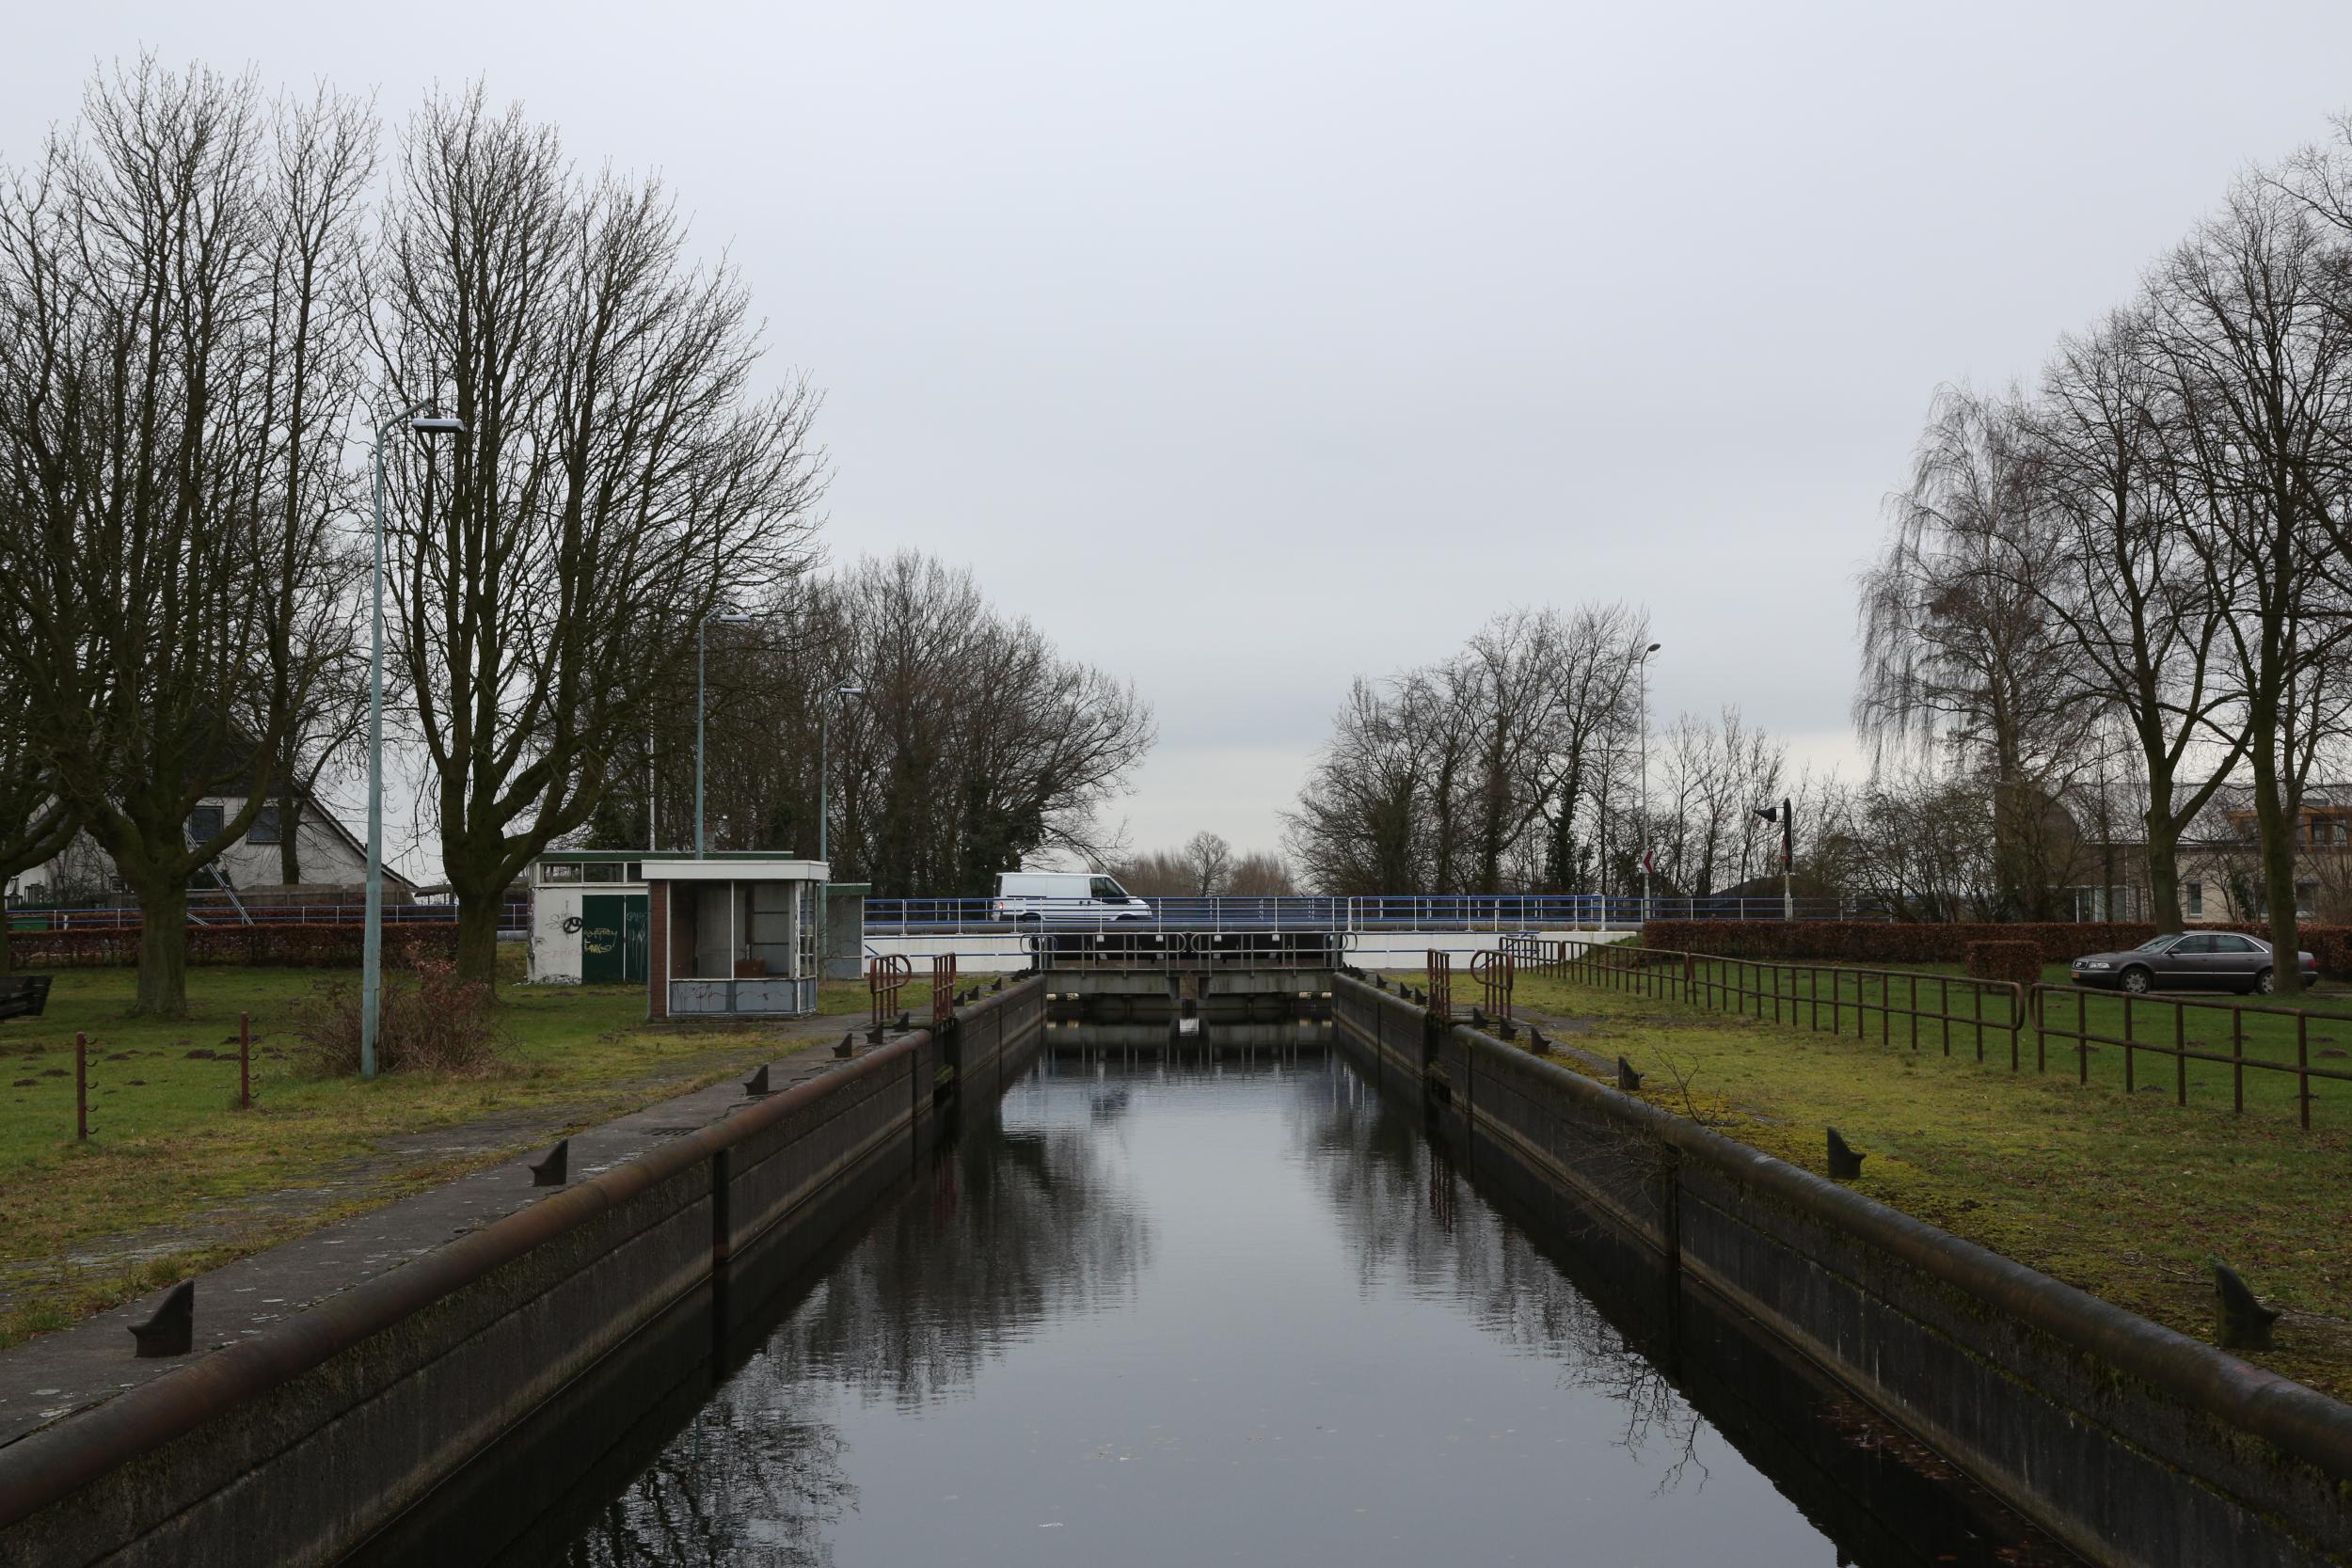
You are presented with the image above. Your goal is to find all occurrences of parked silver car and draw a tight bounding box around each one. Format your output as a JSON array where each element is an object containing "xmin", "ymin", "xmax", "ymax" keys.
[{"xmin": 2069, "ymin": 932, "xmax": 2317, "ymax": 995}]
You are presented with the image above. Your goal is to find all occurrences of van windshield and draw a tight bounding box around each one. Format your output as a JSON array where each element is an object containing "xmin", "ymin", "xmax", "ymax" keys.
[{"xmin": 1090, "ymin": 877, "xmax": 1129, "ymax": 900}]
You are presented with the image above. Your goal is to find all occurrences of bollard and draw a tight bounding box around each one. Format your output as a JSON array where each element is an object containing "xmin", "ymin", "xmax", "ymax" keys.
[
  {"xmin": 239, "ymin": 1012, "xmax": 251, "ymax": 1111},
  {"xmin": 2211, "ymin": 1258, "xmax": 2280, "ymax": 1350},
  {"xmin": 130, "ymin": 1280, "xmax": 195, "ymax": 1358},
  {"xmin": 1826, "ymin": 1127, "xmax": 1867, "ymax": 1180},
  {"xmin": 75, "ymin": 1031, "xmax": 88, "ymax": 1142},
  {"xmin": 529, "ymin": 1139, "xmax": 569, "ymax": 1187}
]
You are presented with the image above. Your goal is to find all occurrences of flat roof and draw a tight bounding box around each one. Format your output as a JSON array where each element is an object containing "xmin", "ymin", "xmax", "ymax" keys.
[
  {"xmin": 533, "ymin": 849, "xmax": 823, "ymax": 863},
  {"xmin": 642, "ymin": 858, "xmax": 830, "ymax": 882}
]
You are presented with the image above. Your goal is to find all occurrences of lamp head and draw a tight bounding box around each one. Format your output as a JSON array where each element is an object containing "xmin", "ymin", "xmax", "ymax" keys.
[
  {"xmin": 1646, "ymin": 641, "xmax": 1661, "ymax": 654},
  {"xmin": 409, "ymin": 415, "xmax": 468, "ymax": 437},
  {"xmin": 835, "ymin": 684, "xmax": 865, "ymax": 697}
]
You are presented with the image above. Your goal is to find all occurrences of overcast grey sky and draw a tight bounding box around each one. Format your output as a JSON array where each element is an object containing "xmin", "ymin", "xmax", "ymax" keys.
[{"xmin": 11, "ymin": 0, "xmax": 2352, "ymax": 871}]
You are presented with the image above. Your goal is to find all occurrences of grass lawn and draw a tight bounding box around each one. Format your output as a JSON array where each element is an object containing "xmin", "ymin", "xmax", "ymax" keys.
[
  {"xmin": 1390, "ymin": 959, "xmax": 2352, "ymax": 1401},
  {"xmin": 0, "ymin": 955, "xmax": 905, "ymax": 1351}
]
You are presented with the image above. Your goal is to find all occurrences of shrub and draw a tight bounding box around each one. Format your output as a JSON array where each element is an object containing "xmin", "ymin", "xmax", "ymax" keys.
[
  {"xmin": 288, "ymin": 956, "xmax": 508, "ymax": 1076},
  {"xmin": 1963, "ymin": 941, "xmax": 2042, "ymax": 989}
]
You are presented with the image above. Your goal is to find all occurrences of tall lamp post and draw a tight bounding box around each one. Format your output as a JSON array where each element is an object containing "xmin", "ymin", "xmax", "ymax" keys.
[
  {"xmin": 818, "ymin": 683, "xmax": 864, "ymax": 866},
  {"xmin": 814, "ymin": 683, "xmax": 863, "ymax": 991},
  {"xmin": 1637, "ymin": 641, "xmax": 1661, "ymax": 925},
  {"xmin": 696, "ymin": 612, "xmax": 755, "ymax": 858},
  {"xmin": 363, "ymin": 404, "xmax": 466, "ymax": 1082}
]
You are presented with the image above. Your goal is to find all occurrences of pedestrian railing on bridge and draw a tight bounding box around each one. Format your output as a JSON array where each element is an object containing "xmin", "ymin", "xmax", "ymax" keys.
[{"xmin": 860, "ymin": 894, "xmax": 1858, "ymax": 939}]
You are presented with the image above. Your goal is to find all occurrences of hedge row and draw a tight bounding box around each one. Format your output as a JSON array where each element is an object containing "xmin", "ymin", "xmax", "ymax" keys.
[
  {"xmin": 1963, "ymin": 941, "xmax": 2042, "ymax": 989},
  {"xmin": 1640, "ymin": 919, "xmax": 2352, "ymax": 974},
  {"xmin": 7, "ymin": 924, "xmax": 462, "ymax": 969}
]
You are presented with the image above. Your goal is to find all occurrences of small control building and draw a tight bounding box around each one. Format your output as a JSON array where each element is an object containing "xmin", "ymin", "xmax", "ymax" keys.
[{"xmin": 528, "ymin": 851, "xmax": 831, "ymax": 1020}]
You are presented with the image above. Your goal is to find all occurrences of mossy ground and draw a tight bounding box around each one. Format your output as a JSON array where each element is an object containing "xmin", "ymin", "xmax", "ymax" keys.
[
  {"xmin": 0, "ymin": 955, "xmax": 915, "ymax": 1350},
  {"xmin": 1390, "ymin": 959, "xmax": 2352, "ymax": 1400}
]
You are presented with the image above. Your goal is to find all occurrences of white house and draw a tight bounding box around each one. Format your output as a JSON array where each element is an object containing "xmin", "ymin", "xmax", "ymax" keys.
[{"xmin": 7, "ymin": 791, "xmax": 415, "ymax": 906}]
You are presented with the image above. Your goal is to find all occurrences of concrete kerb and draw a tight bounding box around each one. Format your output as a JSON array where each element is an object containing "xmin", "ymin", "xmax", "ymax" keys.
[{"xmin": 0, "ymin": 978, "xmax": 1045, "ymax": 1535}]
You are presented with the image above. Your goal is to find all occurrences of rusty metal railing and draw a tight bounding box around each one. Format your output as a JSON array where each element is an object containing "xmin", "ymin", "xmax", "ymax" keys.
[
  {"xmin": 1507, "ymin": 937, "xmax": 2352, "ymax": 1131},
  {"xmin": 868, "ymin": 954, "xmax": 912, "ymax": 1029},
  {"xmin": 1512, "ymin": 940, "xmax": 2026, "ymax": 1068},
  {"xmin": 1426, "ymin": 949, "xmax": 1452, "ymax": 1022},
  {"xmin": 1470, "ymin": 948, "xmax": 1513, "ymax": 1027},
  {"xmin": 2028, "ymin": 987, "xmax": 2352, "ymax": 1130},
  {"xmin": 931, "ymin": 953, "xmax": 957, "ymax": 1029}
]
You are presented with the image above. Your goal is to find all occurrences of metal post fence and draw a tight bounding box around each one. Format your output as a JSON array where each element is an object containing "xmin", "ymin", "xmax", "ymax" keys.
[{"xmin": 1518, "ymin": 942, "xmax": 2347, "ymax": 1132}]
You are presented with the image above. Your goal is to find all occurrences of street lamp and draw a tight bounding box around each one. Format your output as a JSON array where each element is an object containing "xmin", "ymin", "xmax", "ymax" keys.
[
  {"xmin": 818, "ymin": 683, "xmax": 864, "ymax": 866},
  {"xmin": 696, "ymin": 612, "xmax": 755, "ymax": 858},
  {"xmin": 1638, "ymin": 641, "xmax": 1661, "ymax": 925},
  {"xmin": 363, "ymin": 403, "xmax": 467, "ymax": 1082}
]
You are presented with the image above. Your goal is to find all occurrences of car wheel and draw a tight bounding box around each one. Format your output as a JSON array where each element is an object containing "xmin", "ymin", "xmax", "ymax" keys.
[
  {"xmin": 2120, "ymin": 966, "xmax": 2153, "ymax": 994},
  {"xmin": 2254, "ymin": 967, "xmax": 2274, "ymax": 995}
]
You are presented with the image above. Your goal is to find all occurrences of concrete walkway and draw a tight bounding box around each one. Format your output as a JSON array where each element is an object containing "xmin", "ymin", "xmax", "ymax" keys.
[{"xmin": 0, "ymin": 1017, "xmax": 879, "ymax": 1449}]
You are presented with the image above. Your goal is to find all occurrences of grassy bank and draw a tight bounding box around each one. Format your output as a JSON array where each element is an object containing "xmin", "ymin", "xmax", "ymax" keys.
[
  {"xmin": 1395, "ymin": 962, "xmax": 2352, "ymax": 1400},
  {"xmin": 0, "ymin": 958, "xmax": 877, "ymax": 1349}
]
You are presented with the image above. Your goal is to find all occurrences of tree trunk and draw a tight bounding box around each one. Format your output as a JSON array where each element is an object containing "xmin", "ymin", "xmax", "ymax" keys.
[
  {"xmin": 134, "ymin": 878, "xmax": 189, "ymax": 1017},
  {"xmin": 2143, "ymin": 806, "xmax": 2185, "ymax": 935},
  {"xmin": 278, "ymin": 787, "xmax": 303, "ymax": 886},
  {"xmin": 454, "ymin": 889, "xmax": 504, "ymax": 988},
  {"xmin": 2250, "ymin": 737, "xmax": 2305, "ymax": 1000}
]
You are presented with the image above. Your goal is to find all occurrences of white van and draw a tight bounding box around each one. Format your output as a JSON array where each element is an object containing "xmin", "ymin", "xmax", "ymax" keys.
[{"xmin": 993, "ymin": 871, "xmax": 1153, "ymax": 925}]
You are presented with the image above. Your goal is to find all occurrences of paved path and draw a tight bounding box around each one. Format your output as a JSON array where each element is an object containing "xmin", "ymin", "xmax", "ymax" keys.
[{"xmin": 0, "ymin": 1017, "xmax": 878, "ymax": 1449}]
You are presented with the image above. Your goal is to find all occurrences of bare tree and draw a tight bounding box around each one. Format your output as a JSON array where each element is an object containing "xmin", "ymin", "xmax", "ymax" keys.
[
  {"xmin": 1285, "ymin": 603, "xmax": 1649, "ymax": 896},
  {"xmin": 1284, "ymin": 676, "xmax": 1434, "ymax": 894},
  {"xmin": 1180, "ymin": 830, "xmax": 1234, "ymax": 895},
  {"xmin": 1225, "ymin": 849, "xmax": 1296, "ymax": 895},
  {"xmin": 1858, "ymin": 384, "xmax": 2099, "ymax": 918},
  {"xmin": 1650, "ymin": 706, "xmax": 1787, "ymax": 897},
  {"xmin": 2151, "ymin": 171, "xmax": 2352, "ymax": 992},
  {"xmin": 2024, "ymin": 309, "xmax": 2248, "ymax": 930},
  {"xmin": 0, "ymin": 62, "xmax": 370, "ymax": 1012},
  {"xmin": 372, "ymin": 87, "xmax": 828, "ymax": 979},
  {"xmin": 579, "ymin": 552, "xmax": 1153, "ymax": 896}
]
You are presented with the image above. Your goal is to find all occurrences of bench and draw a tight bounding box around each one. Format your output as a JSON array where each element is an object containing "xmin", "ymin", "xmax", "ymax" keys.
[{"xmin": 0, "ymin": 974, "xmax": 53, "ymax": 1022}]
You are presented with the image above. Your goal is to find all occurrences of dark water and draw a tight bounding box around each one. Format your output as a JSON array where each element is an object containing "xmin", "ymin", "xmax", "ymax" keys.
[{"xmin": 537, "ymin": 1037, "xmax": 2074, "ymax": 1568}]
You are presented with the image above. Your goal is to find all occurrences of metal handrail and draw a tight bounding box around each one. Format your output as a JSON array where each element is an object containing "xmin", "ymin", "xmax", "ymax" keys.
[{"xmin": 858, "ymin": 893, "xmax": 1867, "ymax": 939}]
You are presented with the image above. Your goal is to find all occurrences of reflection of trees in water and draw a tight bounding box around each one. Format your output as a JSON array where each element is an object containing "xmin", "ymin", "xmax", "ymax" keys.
[
  {"xmin": 1287, "ymin": 1061, "xmax": 1708, "ymax": 1488},
  {"xmin": 773, "ymin": 1116, "xmax": 1151, "ymax": 1409},
  {"xmin": 560, "ymin": 1385, "xmax": 852, "ymax": 1568},
  {"xmin": 562, "ymin": 1100, "xmax": 1148, "ymax": 1563}
]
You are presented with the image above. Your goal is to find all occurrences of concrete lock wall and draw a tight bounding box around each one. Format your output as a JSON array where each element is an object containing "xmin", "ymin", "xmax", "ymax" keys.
[
  {"xmin": 1329, "ymin": 974, "xmax": 2352, "ymax": 1568},
  {"xmin": 0, "ymin": 979, "xmax": 1049, "ymax": 1568}
]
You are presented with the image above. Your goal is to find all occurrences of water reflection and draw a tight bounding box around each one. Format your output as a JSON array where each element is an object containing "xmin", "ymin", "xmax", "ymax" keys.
[
  {"xmin": 1290, "ymin": 1066, "xmax": 1707, "ymax": 1487},
  {"xmin": 560, "ymin": 1097, "xmax": 1148, "ymax": 1566},
  {"xmin": 543, "ymin": 1051, "xmax": 2071, "ymax": 1568}
]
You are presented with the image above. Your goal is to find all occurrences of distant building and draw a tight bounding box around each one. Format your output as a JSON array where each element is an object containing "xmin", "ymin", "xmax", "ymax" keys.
[
  {"xmin": 2067, "ymin": 784, "xmax": 2352, "ymax": 926},
  {"xmin": 8, "ymin": 788, "xmax": 416, "ymax": 906}
]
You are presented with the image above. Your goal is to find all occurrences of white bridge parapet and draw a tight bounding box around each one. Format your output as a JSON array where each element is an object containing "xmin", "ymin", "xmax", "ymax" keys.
[{"xmin": 860, "ymin": 928, "xmax": 1635, "ymax": 975}]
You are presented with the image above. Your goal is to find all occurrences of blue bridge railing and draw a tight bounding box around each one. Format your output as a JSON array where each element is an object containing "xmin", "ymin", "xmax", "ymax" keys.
[{"xmin": 860, "ymin": 895, "xmax": 1859, "ymax": 938}]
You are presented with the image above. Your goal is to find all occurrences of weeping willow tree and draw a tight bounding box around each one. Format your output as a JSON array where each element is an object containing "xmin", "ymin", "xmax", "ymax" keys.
[{"xmin": 1856, "ymin": 384, "xmax": 2099, "ymax": 919}]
